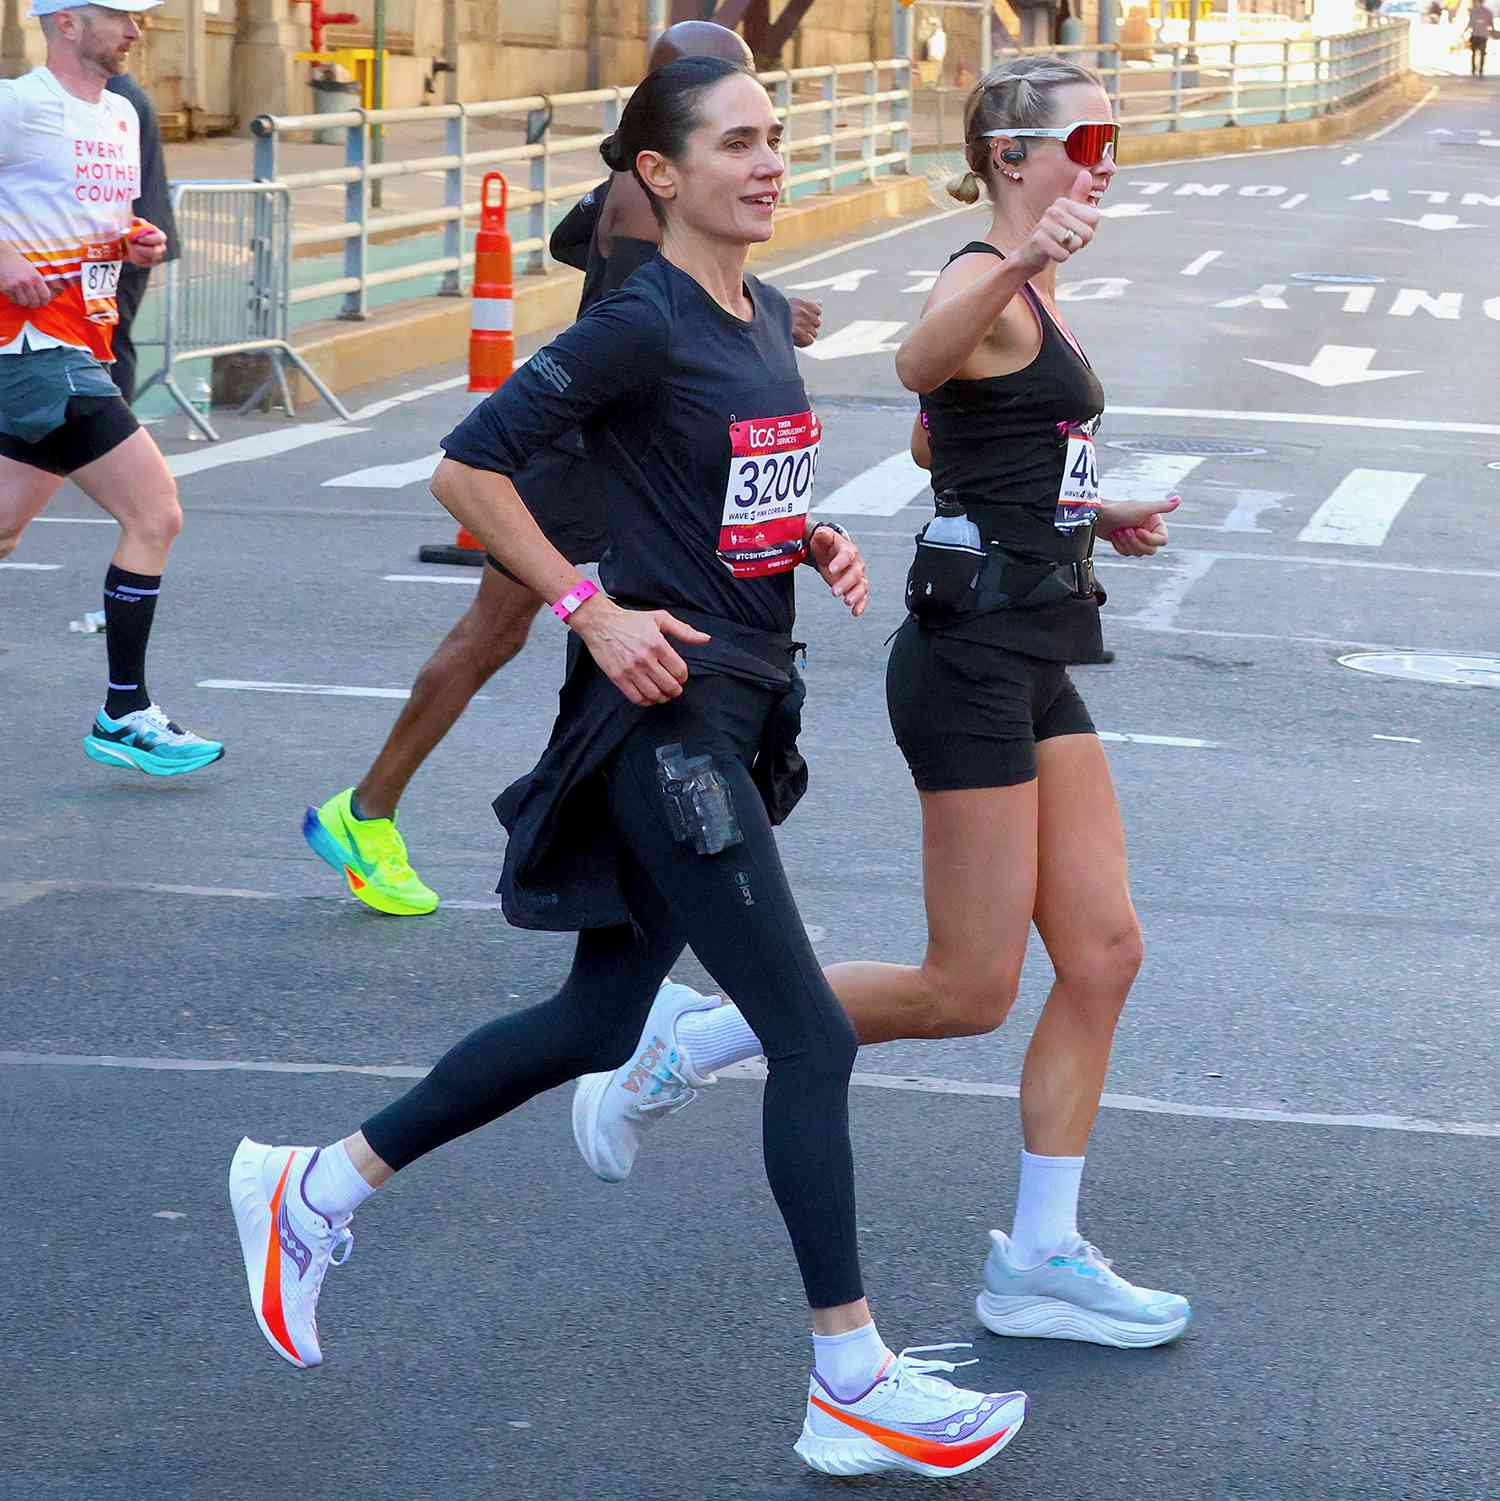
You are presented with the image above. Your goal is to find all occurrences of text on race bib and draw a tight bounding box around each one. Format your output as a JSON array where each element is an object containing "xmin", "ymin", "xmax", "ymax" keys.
[
  {"xmin": 1054, "ymin": 417, "xmax": 1100, "ymax": 529},
  {"xmin": 719, "ymin": 409, "xmax": 821, "ymax": 579},
  {"xmin": 82, "ymin": 241, "xmax": 123, "ymax": 325}
]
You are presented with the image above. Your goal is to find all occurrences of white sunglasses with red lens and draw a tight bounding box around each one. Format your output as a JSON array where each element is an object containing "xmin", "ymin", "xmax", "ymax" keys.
[{"xmin": 981, "ymin": 121, "xmax": 1119, "ymax": 166}]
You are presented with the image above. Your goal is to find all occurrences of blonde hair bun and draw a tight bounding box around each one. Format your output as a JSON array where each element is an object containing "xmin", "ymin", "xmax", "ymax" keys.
[{"xmin": 945, "ymin": 169, "xmax": 983, "ymax": 204}]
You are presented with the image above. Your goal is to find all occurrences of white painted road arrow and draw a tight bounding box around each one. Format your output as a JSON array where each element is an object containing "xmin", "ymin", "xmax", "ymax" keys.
[
  {"xmin": 1245, "ymin": 345, "xmax": 1419, "ymax": 388},
  {"xmin": 1385, "ymin": 213, "xmax": 1480, "ymax": 232},
  {"xmin": 800, "ymin": 319, "xmax": 907, "ymax": 361},
  {"xmin": 1096, "ymin": 201, "xmax": 1172, "ymax": 219}
]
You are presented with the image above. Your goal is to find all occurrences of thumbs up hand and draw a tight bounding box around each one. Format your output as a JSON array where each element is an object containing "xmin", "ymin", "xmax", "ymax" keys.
[{"xmin": 1015, "ymin": 167, "xmax": 1101, "ymax": 278}]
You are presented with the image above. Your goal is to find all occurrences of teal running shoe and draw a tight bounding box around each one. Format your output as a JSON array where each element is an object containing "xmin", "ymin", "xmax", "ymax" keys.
[
  {"xmin": 976, "ymin": 1231, "xmax": 1190, "ymax": 1348},
  {"xmin": 84, "ymin": 704, "xmax": 224, "ymax": 777}
]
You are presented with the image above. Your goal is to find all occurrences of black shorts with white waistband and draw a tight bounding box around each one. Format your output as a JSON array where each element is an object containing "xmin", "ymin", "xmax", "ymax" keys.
[{"xmin": 885, "ymin": 616, "xmax": 1096, "ymax": 792}]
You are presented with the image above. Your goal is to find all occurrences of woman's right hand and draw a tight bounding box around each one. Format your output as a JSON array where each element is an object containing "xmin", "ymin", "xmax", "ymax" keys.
[
  {"xmin": 1013, "ymin": 169, "xmax": 1101, "ymax": 279},
  {"xmin": 570, "ymin": 595, "xmax": 712, "ymax": 706}
]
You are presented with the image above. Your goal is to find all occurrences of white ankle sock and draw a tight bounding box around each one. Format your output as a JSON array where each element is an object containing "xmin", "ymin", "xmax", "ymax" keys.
[
  {"xmin": 676, "ymin": 1002, "xmax": 763, "ymax": 1075},
  {"xmin": 812, "ymin": 1321, "xmax": 892, "ymax": 1402},
  {"xmin": 1009, "ymin": 1149, "xmax": 1085, "ymax": 1266},
  {"xmin": 302, "ymin": 1140, "xmax": 376, "ymax": 1220}
]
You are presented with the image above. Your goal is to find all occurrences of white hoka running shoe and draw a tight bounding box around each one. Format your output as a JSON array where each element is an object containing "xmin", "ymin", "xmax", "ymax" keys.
[
  {"xmin": 976, "ymin": 1230, "xmax": 1191, "ymax": 1349},
  {"xmin": 794, "ymin": 1344, "xmax": 1027, "ymax": 1479},
  {"xmin": 572, "ymin": 981, "xmax": 722, "ymax": 1182},
  {"xmin": 229, "ymin": 1139, "xmax": 354, "ymax": 1368}
]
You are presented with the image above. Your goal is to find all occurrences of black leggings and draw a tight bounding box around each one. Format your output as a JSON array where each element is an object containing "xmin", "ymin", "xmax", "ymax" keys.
[{"xmin": 361, "ymin": 681, "xmax": 863, "ymax": 1309}]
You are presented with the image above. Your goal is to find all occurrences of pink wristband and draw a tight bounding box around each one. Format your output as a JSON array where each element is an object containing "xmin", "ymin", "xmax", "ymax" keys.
[{"xmin": 550, "ymin": 577, "xmax": 599, "ymax": 622}]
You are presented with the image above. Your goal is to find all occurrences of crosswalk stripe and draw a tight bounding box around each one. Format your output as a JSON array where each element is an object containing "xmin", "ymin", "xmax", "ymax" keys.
[
  {"xmin": 1101, "ymin": 452, "xmax": 1207, "ymax": 502},
  {"xmin": 816, "ymin": 449, "xmax": 930, "ymax": 516},
  {"xmin": 1297, "ymin": 469, "xmax": 1424, "ymax": 546},
  {"xmin": 0, "ymin": 562, "xmax": 62, "ymax": 570},
  {"xmin": 324, "ymin": 453, "xmax": 442, "ymax": 489}
]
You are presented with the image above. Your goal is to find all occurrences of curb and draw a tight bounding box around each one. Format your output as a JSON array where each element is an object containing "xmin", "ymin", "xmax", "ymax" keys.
[{"xmin": 274, "ymin": 174, "xmax": 931, "ymax": 407}]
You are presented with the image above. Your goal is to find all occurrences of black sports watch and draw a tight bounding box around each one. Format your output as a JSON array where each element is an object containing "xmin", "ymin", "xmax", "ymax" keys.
[{"xmin": 805, "ymin": 519, "xmax": 852, "ymax": 560}]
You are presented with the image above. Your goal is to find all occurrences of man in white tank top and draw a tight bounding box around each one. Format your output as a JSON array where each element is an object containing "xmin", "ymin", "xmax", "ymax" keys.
[{"xmin": 0, "ymin": 0, "xmax": 223, "ymax": 778}]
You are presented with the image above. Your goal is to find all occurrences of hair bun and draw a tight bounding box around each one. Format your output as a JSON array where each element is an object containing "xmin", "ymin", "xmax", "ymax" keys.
[
  {"xmin": 599, "ymin": 133, "xmax": 627, "ymax": 172},
  {"xmin": 945, "ymin": 168, "xmax": 982, "ymax": 205}
]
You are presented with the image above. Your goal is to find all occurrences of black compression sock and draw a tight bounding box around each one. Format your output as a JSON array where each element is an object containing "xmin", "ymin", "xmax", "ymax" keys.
[{"xmin": 102, "ymin": 565, "xmax": 161, "ymax": 718}]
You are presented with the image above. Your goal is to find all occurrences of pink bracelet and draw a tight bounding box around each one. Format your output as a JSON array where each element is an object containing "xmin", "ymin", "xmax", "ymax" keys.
[{"xmin": 550, "ymin": 578, "xmax": 599, "ymax": 623}]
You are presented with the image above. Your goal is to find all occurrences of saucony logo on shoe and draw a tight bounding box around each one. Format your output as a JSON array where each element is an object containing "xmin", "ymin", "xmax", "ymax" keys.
[{"xmin": 277, "ymin": 1198, "xmax": 313, "ymax": 1280}]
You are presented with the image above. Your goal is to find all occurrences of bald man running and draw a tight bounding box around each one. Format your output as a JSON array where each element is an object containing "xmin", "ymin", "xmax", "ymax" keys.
[{"xmin": 303, "ymin": 21, "xmax": 822, "ymax": 915}]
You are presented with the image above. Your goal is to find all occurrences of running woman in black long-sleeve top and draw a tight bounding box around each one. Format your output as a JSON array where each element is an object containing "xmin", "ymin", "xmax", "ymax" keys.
[{"xmin": 229, "ymin": 57, "xmax": 1027, "ymax": 1481}]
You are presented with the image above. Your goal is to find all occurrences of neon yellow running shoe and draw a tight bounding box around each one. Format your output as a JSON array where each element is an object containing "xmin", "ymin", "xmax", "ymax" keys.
[{"xmin": 302, "ymin": 788, "xmax": 439, "ymax": 916}]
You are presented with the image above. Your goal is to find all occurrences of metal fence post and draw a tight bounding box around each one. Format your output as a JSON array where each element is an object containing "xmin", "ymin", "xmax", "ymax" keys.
[
  {"xmin": 1169, "ymin": 45, "xmax": 1182, "ymax": 130},
  {"xmin": 821, "ymin": 71, "xmax": 837, "ymax": 193},
  {"xmin": 891, "ymin": 59, "xmax": 911, "ymax": 172},
  {"xmin": 252, "ymin": 125, "xmax": 276, "ymax": 183},
  {"xmin": 529, "ymin": 109, "xmax": 548, "ymax": 276},
  {"xmin": 341, "ymin": 114, "xmax": 368, "ymax": 321},
  {"xmin": 1281, "ymin": 38, "xmax": 1291, "ymax": 122},
  {"xmin": 1108, "ymin": 44, "xmax": 1122, "ymax": 118},
  {"xmin": 863, "ymin": 64, "xmax": 878, "ymax": 183},
  {"xmin": 1227, "ymin": 40, "xmax": 1238, "ymax": 127},
  {"xmin": 440, "ymin": 104, "xmax": 465, "ymax": 296}
]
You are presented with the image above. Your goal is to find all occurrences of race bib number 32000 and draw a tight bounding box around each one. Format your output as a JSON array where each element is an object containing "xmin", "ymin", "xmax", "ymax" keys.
[{"xmin": 719, "ymin": 409, "xmax": 821, "ymax": 578}]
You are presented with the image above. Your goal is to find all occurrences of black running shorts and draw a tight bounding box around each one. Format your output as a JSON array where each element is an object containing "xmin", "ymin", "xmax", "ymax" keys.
[
  {"xmin": 0, "ymin": 393, "xmax": 140, "ymax": 476},
  {"xmin": 485, "ymin": 439, "xmax": 609, "ymax": 583},
  {"xmin": 886, "ymin": 617, "xmax": 1096, "ymax": 791}
]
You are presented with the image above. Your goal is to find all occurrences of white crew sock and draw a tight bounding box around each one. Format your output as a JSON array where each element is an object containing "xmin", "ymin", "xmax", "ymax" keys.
[
  {"xmin": 812, "ymin": 1321, "xmax": 893, "ymax": 1402},
  {"xmin": 1009, "ymin": 1149, "xmax": 1085, "ymax": 1267},
  {"xmin": 676, "ymin": 1002, "xmax": 764, "ymax": 1076},
  {"xmin": 302, "ymin": 1140, "xmax": 377, "ymax": 1220}
]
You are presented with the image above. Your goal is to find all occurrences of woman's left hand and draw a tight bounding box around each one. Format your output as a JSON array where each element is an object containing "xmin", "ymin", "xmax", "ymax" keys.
[
  {"xmin": 1098, "ymin": 494, "xmax": 1181, "ymax": 557},
  {"xmin": 807, "ymin": 523, "xmax": 869, "ymax": 617}
]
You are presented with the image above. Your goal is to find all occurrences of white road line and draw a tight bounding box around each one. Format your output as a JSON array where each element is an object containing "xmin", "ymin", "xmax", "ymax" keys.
[
  {"xmin": 165, "ymin": 377, "xmax": 471, "ymax": 480},
  {"xmin": 168, "ymin": 420, "xmax": 371, "ymax": 478},
  {"xmin": 324, "ymin": 453, "xmax": 442, "ymax": 488},
  {"xmin": 1364, "ymin": 85, "xmax": 1438, "ymax": 143},
  {"xmin": 1297, "ymin": 469, "xmax": 1423, "ymax": 546},
  {"xmin": 384, "ymin": 573, "xmax": 480, "ymax": 584},
  {"xmin": 1180, "ymin": 250, "xmax": 1221, "ymax": 276},
  {"xmin": 0, "ymin": 562, "xmax": 61, "ymax": 570},
  {"xmin": 1098, "ymin": 732, "xmax": 1218, "ymax": 749},
  {"xmin": 1279, "ymin": 193, "xmax": 1308, "ymax": 210},
  {"xmin": 1111, "ymin": 406, "xmax": 1500, "ymax": 438},
  {"xmin": 1341, "ymin": 152, "xmax": 1363, "ymax": 165},
  {"xmin": 32, "ymin": 516, "xmax": 115, "ymax": 525},
  {"xmin": 1120, "ymin": 553, "xmax": 1218, "ymax": 631},
  {"xmin": 1102, "ymin": 452, "xmax": 1206, "ymax": 502},
  {"xmin": 198, "ymin": 679, "xmax": 413, "ymax": 699},
  {"xmin": 817, "ymin": 449, "xmax": 929, "ymax": 515},
  {"xmin": 1373, "ymin": 734, "xmax": 1421, "ymax": 744},
  {"xmin": 3, "ymin": 1047, "xmax": 1495, "ymax": 1139}
]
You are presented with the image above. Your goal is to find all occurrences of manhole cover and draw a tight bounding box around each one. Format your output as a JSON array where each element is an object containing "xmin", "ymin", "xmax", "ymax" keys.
[
  {"xmin": 1108, "ymin": 437, "xmax": 1266, "ymax": 457},
  {"xmin": 1291, "ymin": 273, "xmax": 1384, "ymax": 285},
  {"xmin": 1338, "ymin": 652, "xmax": 1500, "ymax": 689}
]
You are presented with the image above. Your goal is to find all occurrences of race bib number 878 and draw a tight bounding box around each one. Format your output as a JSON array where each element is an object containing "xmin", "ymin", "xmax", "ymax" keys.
[
  {"xmin": 82, "ymin": 241, "xmax": 123, "ymax": 325},
  {"xmin": 719, "ymin": 409, "xmax": 821, "ymax": 579}
]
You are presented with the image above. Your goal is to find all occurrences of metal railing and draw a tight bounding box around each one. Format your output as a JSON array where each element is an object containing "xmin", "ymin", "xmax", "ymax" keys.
[
  {"xmin": 909, "ymin": 18, "xmax": 1410, "ymax": 147},
  {"xmin": 138, "ymin": 182, "xmax": 352, "ymax": 440},
  {"xmin": 249, "ymin": 60, "xmax": 913, "ymax": 323}
]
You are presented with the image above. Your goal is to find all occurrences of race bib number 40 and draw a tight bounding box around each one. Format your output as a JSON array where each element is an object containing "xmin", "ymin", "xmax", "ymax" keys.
[
  {"xmin": 719, "ymin": 409, "xmax": 821, "ymax": 578},
  {"xmin": 1054, "ymin": 416, "xmax": 1100, "ymax": 530},
  {"xmin": 82, "ymin": 241, "xmax": 123, "ymax": 325}
]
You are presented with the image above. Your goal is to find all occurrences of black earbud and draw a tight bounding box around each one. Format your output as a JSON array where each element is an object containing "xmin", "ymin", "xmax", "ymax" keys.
[{"xmin": 1000, "ymin": 145, "xmax": 1027, "ymax": 164}]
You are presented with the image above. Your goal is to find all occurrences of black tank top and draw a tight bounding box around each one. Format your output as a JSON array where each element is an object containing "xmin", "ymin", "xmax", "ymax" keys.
[{"xmin": 916, "ymin": 242, "xmax": 1107, "ymax": 663}]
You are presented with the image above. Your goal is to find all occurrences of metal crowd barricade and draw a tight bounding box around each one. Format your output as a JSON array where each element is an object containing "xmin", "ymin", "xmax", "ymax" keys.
[{"xmin": 144, "ymin": 181, "xmax": 353, "ymax": 441}]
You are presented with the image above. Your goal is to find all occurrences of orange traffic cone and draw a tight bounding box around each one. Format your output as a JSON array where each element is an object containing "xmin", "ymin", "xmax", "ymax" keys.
[{"xmin": 420, "ymin": 171, "xmax": 514, "ymax": 565}]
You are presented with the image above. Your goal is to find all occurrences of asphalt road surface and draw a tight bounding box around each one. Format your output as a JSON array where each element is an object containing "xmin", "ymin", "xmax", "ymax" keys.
[{"xmin": 3, "ymin": 74, "xmax": 1496, "ymax": 1501}]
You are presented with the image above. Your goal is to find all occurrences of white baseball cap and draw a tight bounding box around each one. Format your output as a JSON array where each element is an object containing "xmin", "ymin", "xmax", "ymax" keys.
[{"xmin": 29, "ymin": 1, "xmax": 163, "ymax": 16}]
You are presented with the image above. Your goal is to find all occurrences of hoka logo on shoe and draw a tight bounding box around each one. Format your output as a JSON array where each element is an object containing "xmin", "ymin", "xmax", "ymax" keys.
[
  {"xmin": 620, "ymin": 1035, "xmax": 668, "ymax": 1095},
  {"xmin": 277, "ymin": 1200, "xmax": 313, "ymax": 1279}
]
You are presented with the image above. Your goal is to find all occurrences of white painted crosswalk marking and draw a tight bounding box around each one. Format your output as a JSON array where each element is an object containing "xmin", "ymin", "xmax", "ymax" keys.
[
  {"xmin": 0, "ymin": 562, "xmax": 62, "ymax": 570},
  {"xmin": 816, "ymin": 449, "xmax": 929, "ymax": 516},
  {"xmin": 1101, "ymin": 452, "xmax": 1206, "ymax": 501},
  {"xmin": 1297, "ymin": 469, "xmax": 1423, "ymax": 547},
  {"xmin": 800, "ymin": 320, "xmax": 906, "ymax": 361},
  {"xmin": 324, "ymin": 453, "xmax": 442, "ymax": 489}
]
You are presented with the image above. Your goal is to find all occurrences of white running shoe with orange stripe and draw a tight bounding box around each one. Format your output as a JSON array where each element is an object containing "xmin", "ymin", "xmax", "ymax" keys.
[
  {"xmin": 229, "ymin": 1139, "xmax": 353, "ymax": 1369},
  {"xmin": 794, "ymin": 1344, "xmax": 1027, "ymax": 1479}
]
